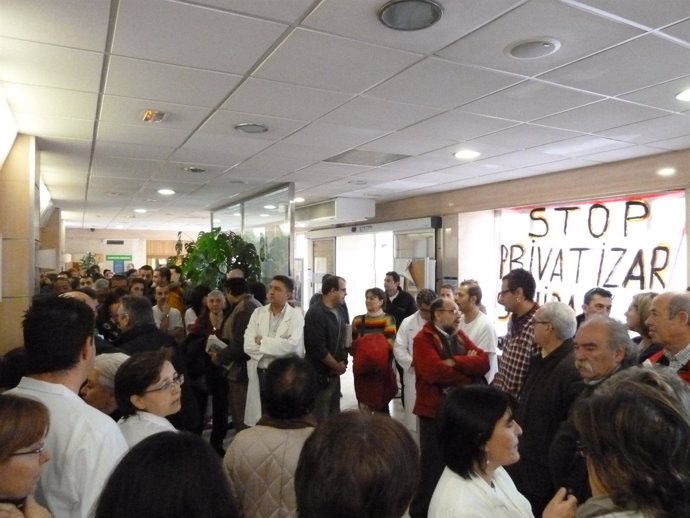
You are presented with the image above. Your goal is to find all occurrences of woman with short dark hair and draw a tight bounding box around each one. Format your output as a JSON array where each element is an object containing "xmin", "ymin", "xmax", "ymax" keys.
[
  {"xmin": 350, "ymin": 287, "xmax": 397, "ymax": 413},
  {"xmin": 0, "ymin": 394, "xmax": 51, "ymax": 517},
  {"xmin": 95, "ymin": 432, "xmax": 238, "ymax": 518},
  {"xmin": 115, "ymin": 349, "xmax": 182, "ymax": 447},
  {"xmin": 430, "ymin": 386, "xmax": 575, "ymax": 518}
]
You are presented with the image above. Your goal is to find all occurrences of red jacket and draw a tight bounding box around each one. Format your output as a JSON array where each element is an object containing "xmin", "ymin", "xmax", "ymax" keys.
[
  {"xmin": 412, "ymin": 322, "xmax": 490, "ymax": 419},
  {"xmin": 649, "ymin": 349, "xmax": 690, "ymax": 384}
]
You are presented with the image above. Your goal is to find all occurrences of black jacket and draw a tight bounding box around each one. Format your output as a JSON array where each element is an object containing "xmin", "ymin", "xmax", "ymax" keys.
[
  {"xmin": 303, "ymin": 301, "xmax": 348, "ymax": 376},
  {"xmin": 384, "ymin": 288, "xmax": 417, "ymax": 328}
]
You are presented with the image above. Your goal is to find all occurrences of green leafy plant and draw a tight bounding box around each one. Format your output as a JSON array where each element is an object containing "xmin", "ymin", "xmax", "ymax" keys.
[
  {"xmin": 181, "ymin": 228, "xmax": 261, "ymax": 288},
  {"xmin": 79, "ymin": 252, "xmax": 98, "ymax": 271}
]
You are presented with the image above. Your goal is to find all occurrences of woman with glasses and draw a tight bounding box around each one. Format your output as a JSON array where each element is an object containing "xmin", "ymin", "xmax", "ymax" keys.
[
  {"xmin": 114, "ymin": 349, "xmax": 183, "ymax": 448},
  {"xmin": 0, "ymin": 394, "xmax": 52, "ymax": 517}
]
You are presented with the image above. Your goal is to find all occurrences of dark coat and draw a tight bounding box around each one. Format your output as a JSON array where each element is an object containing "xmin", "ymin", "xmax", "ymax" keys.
[
  {"xmin": 303, "ymin": 301, "xmax": 348, "ymax": 377},
  {"xmin": 510, "ymin": 339, "xmax": 584, "ymax": 516},
  {"xmin": 384, "ymin": 288, "xmax": 417, "ymax": 328}
]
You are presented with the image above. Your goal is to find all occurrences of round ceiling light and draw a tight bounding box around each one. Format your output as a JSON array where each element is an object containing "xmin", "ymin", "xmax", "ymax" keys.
[
  {"xmin": 134, "ymin": 208, "xmax": 147, "ymax": 214},
  {"xmin": 454, "ymin": 149, "xmax": 481, "ymax": 160},
  {"xmin": 657, "ymin": 167, "xmax": 677, "ymax": 177},
  {"xmin": 507, "ymin": 38, "xmax": 561, "ymax": 59},
  {"xmin": 235, "ymin": 123, "xmax": 268, "ymax": 134},
  {"xmin": 675, "ymin": 88, "xmax": 690, "ymax": 102},
  {"xmin": 157, "ymin": 188, "xmax": 175, "ymax": 196},
  {"xmin": 378, "ymin": 0, "xmax": 443, "ymax": 31}
]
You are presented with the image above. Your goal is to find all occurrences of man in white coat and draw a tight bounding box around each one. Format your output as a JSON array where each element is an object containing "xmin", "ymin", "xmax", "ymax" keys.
[
  {"xmin": 244, "ymin": 275, "xmax": 305, "ymax": 426},
  {"xmin": 393, "ymin": 288, "xmax": 436, "ymax": 441}
]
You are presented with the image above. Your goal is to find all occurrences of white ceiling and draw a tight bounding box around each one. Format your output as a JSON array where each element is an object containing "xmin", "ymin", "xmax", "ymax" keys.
[{"xmin": 2, "ymin": 0, "xmax": 690, "ymax": 231}]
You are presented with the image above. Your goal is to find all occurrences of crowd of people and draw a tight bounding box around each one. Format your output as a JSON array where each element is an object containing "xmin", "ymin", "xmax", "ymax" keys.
[{"xmin": 2, "ymin": 264, "xmax": 690, "ymax": 518}]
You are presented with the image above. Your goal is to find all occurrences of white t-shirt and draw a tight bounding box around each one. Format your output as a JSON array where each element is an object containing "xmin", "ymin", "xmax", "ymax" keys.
[
  {"xmin": 7, "ymin": 377, "xmax": 128, "ymax": 518},
  {"xmin": 118, "ymin": 411, "xmax": 177, "ymax": 448},
  {"xmin": 184, "ymin": 307, "xmax": 198, "ymax": 330},
  {"xmin": 459, "ymin": 311, "xmax": 499, "ymax": 383},
  {"xmin": 153, "ymin": 305, "xmax": 184, "ymax": 334}
]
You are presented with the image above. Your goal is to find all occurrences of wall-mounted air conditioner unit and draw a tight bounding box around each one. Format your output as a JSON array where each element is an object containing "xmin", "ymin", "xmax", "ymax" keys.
[{"xmin": 295, "ymin": 197, "xmax": 375, "ymax": 225}]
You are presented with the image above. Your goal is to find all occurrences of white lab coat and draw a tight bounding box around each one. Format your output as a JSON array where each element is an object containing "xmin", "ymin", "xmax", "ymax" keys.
[
  {"xmin": 244, "ymin": 303, "xmax": 305, "ymax": 426},
  {"xmin": 393, "ymin": 310, "xmax": 426, "ymax": 436}
]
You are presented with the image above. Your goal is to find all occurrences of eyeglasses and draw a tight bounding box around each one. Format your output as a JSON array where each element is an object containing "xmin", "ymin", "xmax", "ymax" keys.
[
  {"xmin": 11, "ymin": 443, "xmax": 45, "ymax": 456},
  {"xmin": 145, "ymin": 373, "xmax": 184, "ymax": 393}
]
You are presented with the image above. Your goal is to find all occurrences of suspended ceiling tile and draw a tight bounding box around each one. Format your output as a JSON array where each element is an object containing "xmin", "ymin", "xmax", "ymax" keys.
[
  {"xmin": 94, "ymin": 141, "xmax": 176, "ymax": 161},
  {"xmin": 579, "ymin": 144, "xmax": 666, "ymax": 163},
  {"xmin": 105, "ymin": 57, "xmax": 242, "ymax": 107},
  {"xmin": 367, "ymin": 57, "xmax": 524, "ymax": 110},
  {"xmin": 530, "ymin": 135, "xmax": 632, "ymax": 158},
  {"xmin": 2, "ymin": 83, "xmax": 98, "ymax": 120},
  {"xmin": 620, "ymin": 75, "xmax": 690, "ymax": 112},
  {"xmin": 0, "ymin": 0, "xmax": 110, "ymax": 51},
  {"xmin": 470, "ymin": 123, "xmax": 585, "ymax": 149},
  {"xmin": 534, "ymin": 99, "xmax": 669, "ymax": 133},
  {"xmin": 318, "ymin": 96, "xmax": 441, "ymax": 132},
  {"xmin": 569, "ymin": 0, "xmax": 690, "ymax": 29},
  {"xmin": 254, "ymin": 28, "xmax": 422, "ymax": 93},
  {"xmin": 97, "ymin": 121, "xmax": 191, "ymax": 148},
  {"xmin": 458, "ymin": 80, "xmax": 603, "ymax": 122},
  {"xmin": 0, "ymin": 37, "xmax": 103, "ymax": 92},
  {"xmin": 539, "ymin": 35, "xmax": 690, "ymax": 97},
  {"xmin": 14, "ymin": 113, "xmax": 94, "ymax": 140},
  {"xmin": 438, "ymin": 0, "xmax": 642, "ymax": 76},
  {"xmin": 183, "ymin": 0, "xmax": 317, "ymax": 24},
  {"xmin": 112, "ymin": 0, "xmax": 288, "ymax": 74},
  {"xmin": 597, "ymin": 114, "xmax": 690, "ymax": 144},
  {"xmin": 222, "ymin": 78, "xmax": 353, "ymax": 121}
]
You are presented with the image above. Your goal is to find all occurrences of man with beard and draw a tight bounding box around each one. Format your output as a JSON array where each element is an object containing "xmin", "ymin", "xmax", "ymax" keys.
[
  {"xmin": 549, "ymin": 315, "xmax": 636, "ymax": 504},
  {"xmin": 409, "ymin": 297, "xmax": 489, "ymax": 518}
]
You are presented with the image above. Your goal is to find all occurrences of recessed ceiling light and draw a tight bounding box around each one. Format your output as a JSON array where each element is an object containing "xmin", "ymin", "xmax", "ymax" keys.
[
  {"xmin": 134, "ymin": 208, "xmax": 147, "ymax": 214},
  {"xmin": 259, "ymin": 213, "xmax": 269, "ymax": 217},
  {"xmin": 378, "ymin": 0, "xmax": 443, "ymax": 31},
  {"xmin": 454, "ymin": 149, "xmax": 481, "ymax": 160},
  {"xmin": 293, "ymin": 197, "xmax": 305, "ymax": 203},
  {"xmin": 115, "ymin": 225, "xmax": 124, "ymax": 229},
  {"xmin": 657, "ymin": 167, "xmax": 677, "ymax": 177},
  {"xmin": 183, "ymin": 166, "xmax": 206, "ymax": 173},
  {"xmin": 141, "ymin": 109, "xmax": 166, "ymax": 123},
  {"xmin": 233, "ymin": 212, "xmax": 241, "ymax": 217},
  {"xmin": 158, "ymin": 188, "xmax": 175, "ymax": 196},
  {"xmin": 507, "ymin": 38, "xmax": 561, "ymax": 59},
  {"xmin": 263, "ymin": 204, "xmax": 277, "ymax": 209},
  {"xmin": 235, "ymin": 123, "xmax": 268, "ymax": 134},
  {"xmin": 675, "ymin": 88, "xmax": 690, "ymax": 101}
]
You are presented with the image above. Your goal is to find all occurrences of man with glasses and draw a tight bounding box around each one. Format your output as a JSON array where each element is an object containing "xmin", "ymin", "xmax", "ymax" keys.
[
  {"xmin": 393, "ymin": 288, "xmax": 436, "ymax": 440},
  {"xmin": 7, "ymin": 296, "xmax": 128, "ymax": 518},
  {"xmin": 303, "ymin": 275, "xmax": 349, "ymax": 423},
  {"xmin": 509, "ymin": 302, "xmax": 584, "ymax": 516},
  {"xmin": 491, "ymin": 268, "xmax": 540, "ymax": 397},
  {"xmin": 409, "ymin": 297, "xmax": 489, "ymax": 518}
]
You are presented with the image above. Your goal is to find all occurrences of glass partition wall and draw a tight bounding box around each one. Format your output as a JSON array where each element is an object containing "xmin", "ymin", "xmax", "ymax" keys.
[{"xmin": 212, "ymin": 184, "xmax": 294, "ymax": 285}]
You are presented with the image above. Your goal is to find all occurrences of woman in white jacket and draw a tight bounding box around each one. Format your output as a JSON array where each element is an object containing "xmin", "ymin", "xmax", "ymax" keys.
[
  {"xmin": 429, "ymin": 386, "xmax": 575, "ymax": 518},
  {"xmin": 243, "ymin": 275, "xmax": 305, "ymax": 426}
]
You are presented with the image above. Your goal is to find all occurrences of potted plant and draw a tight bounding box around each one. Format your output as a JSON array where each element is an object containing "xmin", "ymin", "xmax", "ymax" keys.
[{"xmin": 181, "ymin": 228, "xmax": 261, "ymax": 288}]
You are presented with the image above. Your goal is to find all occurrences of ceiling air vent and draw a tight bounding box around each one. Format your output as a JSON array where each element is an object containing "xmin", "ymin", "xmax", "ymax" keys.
[
  {"xmin": 324, "ymin": 149, "xmax": 409, "ymax": 166},
  {"xmin": 295, "ymin": 198, "xmax": 375, "ymax": 225},
  {"xmin": 105, "ymin": 240, "xmax": 125, "ymax": 245}
]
